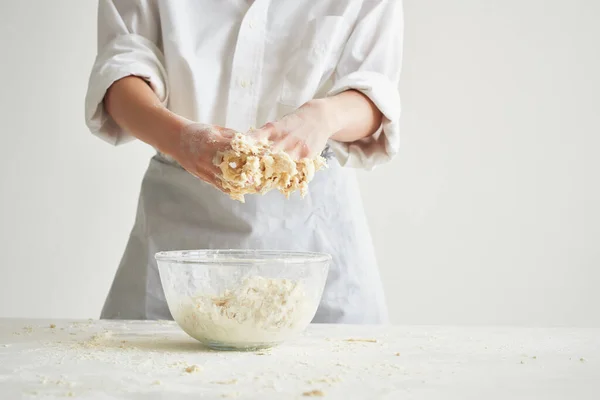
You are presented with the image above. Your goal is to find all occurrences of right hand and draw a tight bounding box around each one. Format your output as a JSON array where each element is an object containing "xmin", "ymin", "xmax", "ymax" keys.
[{"xmin": 170, "ymin": 123, "xmax": 237, "ymax": 189}]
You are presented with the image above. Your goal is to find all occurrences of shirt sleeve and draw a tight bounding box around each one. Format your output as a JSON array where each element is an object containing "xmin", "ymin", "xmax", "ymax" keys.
[
  {"xmin": 326, "ymin": 0, "xmax": 403, "ymax": 169},
  {"xmin": 84, "ymin": 0, "xmax": 168, "ymax": 145}
]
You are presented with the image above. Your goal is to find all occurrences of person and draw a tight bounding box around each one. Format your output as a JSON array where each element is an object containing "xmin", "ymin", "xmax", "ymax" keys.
[{"xmin": 85, "ymin": 0, "xmax": 403, "ymax": 323}]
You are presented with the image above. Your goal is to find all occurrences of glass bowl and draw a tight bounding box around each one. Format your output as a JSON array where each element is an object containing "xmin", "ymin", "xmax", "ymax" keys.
[{"xmin": 155, "ymin": 249, "xmax": 331, "ymax": 351}]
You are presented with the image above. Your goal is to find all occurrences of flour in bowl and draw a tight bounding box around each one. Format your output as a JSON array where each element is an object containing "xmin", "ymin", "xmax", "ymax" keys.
[{"xmin": 172, "ymin": 276, "xmax": 313, "ymax": 348}]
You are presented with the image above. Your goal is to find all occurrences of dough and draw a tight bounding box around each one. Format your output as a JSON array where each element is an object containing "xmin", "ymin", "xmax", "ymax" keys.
[
  {"xmin": 173, "ymin": 276, "xmax": 313, "ymax": 348},
  {"xmin": 215, "ymin": 133, "xmax": 327, "ymax": 202},
  {"xmin": 184, "ymin": 364, "xmax": 202, "ymax": 373}
]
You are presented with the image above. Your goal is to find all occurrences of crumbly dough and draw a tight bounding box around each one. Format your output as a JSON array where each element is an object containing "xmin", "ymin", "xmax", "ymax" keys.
[
  {"xmin": 302, "ymin": 390, "xmax": 325, "ymax": 397},
  {"xmin": 215, "ymin": 133, "xmax": 327, "ymax": 202},
  {"xmin": 184, "ymin": 364, "xmax": 202, "ymax": 373}
]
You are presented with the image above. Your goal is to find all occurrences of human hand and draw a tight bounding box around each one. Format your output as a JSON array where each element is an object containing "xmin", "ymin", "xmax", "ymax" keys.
[
  {"xmin": 171, "ymin": 123, "xmax": 237, "ymax": 189},
  {"xmin": 252, "ymin": 99, "xmax": 341, "ymax": 160}
]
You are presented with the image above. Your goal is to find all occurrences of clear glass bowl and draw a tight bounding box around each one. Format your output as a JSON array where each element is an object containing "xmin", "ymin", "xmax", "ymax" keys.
[{"xmin": 155, "ymin": 249, "xmax": 331, "ymax": 351}]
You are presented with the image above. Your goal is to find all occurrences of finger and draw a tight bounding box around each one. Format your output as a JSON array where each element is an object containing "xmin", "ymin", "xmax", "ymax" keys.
[
  {"xmin": 271, "ymin": 134, "xmax": 296, "ymax": 153},
  {"xmin": 273, "ymin": 136, "xmax": 308, "ymax": 160},
  {"xmin": 217, "ymin": 126, "xmax": 238, "ymax": 139},
  {"xmin": 195, "ymin": 169, "xmax": 227, "ymax": 193},
  {"xmin": 254, "ymin": 122, "xmax": 284, "ymax": 142}
]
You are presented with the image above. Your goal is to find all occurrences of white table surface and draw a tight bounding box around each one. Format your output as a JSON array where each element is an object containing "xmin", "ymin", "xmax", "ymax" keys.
[{"xmin": 0, "ymin": 319, "xmax": 598, "ymax": 399}]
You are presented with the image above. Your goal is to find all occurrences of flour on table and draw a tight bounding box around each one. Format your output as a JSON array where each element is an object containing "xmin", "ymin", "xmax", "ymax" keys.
[
  {"xmin": 79, "ymin": 331, "xmax": 114, "ymax": 348},
  {"xmin": 215, "ymin": 132, "xmax": 326, "ymax": 202},
  {"xmin": 172, "ymin": 276, "xmax": 312, "ymax": 347}
]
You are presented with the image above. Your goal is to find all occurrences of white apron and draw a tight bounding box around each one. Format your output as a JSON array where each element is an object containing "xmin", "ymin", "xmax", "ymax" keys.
[{"xmin": 100, "ymin": 153, "xmax": 389, "ymax": 324}]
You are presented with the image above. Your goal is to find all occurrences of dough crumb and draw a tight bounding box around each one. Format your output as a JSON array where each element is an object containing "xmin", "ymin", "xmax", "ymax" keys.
[
  {"xmin": 580, "ymin": 357, "xmax": 586, "ymax": 363},
  {"xmin": 302, "ymin": 389, "xmax": 325, "ymax": 397},
  {"xmin": 307, "ymin": 376, "xmax": 342, "ymax": 385},
  {"xmin": 184, "ymin": 364, "xmax": 202, "ymax": 373},
  {"xmin": 395, "ymin": 352, "xmax": 401, "ymax": 356},
  {"xmin": 50, "ymin": 324, "xmax": 57, "ymax": 329},
  {"xmin": 221, "ymin": 393, "xmax": 240, "ymax": 398},
  {"xmin": 152, "ymin": 380, "xmax": 162, "ymax": 385},
  {"xmin": 79, "ymin": 331, "xmax": 113, "ymax": 348},
  {"xmin": 532, "ymin": 356, "xmax": 537, "ymax": 359},
  {"xmin": 67, "ymin": 391, "xmax": 74, "ymax": 397},
  {"xmin": 216, "ymin": 132, "xmax": 327, "ymax": 202},
  {"xmin": 344, "ymin": 338, "xmax": 377, "ymax": 343},
  {"xmin": 214, "ymin": 379, "xmax": 238, "ymax": 385}
]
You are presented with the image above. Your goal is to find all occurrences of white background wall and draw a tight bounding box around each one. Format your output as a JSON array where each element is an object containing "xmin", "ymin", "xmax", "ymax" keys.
[{"xmin": 0, "ymin": 1, "xmax": 598, "ymax": 327}]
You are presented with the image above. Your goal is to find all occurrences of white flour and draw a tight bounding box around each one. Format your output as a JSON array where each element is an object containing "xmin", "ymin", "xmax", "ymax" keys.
[{"xmin": 172, "ymin": 276, "xmax": 313, "ymax": 348}]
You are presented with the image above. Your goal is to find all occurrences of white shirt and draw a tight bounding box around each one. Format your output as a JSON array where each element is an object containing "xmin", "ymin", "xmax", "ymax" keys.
[{"xmin": 85, "ymin": 0, "xmax": 403, "ymax": 169}]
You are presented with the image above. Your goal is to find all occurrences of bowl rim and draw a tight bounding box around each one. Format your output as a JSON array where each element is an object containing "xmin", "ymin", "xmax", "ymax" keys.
[{"xmin": 154, "ymin": 249, "xmax": 332, "ymax": 264}]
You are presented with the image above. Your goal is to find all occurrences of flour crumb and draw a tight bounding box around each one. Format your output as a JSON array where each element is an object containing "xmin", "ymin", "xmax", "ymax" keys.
[
  {"xmin": 213, "ymin": 379, "xmax": 238, "ymax": 385},
  {"xmin": 580, "ymin": 357, "xmax": 586, "ymax": 363},
  {"xmin": 532, "ymin": 356, "xmax": 537, "ymax": 359},
  {"xmin": 152, "ymin": 380, "xmax": 162, "ymax": 385},
  {"xmin": 344, "ymin": 338, "xmax": 377, "ymax": 343},
  {"xmin": 80, "ymin": 331, "xmax": 113, "ymax": 348},
  {"xmin": 50, "ymin": 324, "xmax": 57, "ymax": 329},
  {"xmin": 221, "ymin": 393, "xmax": 240, "ymax": 398},
  {"xmin": 307, "ymin": 376, "xmax": 342, "ymax": 385},
  {"xmin": 303, "ymin": 389, "xmax": 325, "ymax": 397},
  {"xmin": 395, "ymin": 352, "xmax": 401, "ymax": 356},
  {"xmin": 185, "ymin": 364, "xmax": 202, "ymax": 373},
  {"xmin": 66, "ymin": 391, "xmax": 74, "ymax": 397}
]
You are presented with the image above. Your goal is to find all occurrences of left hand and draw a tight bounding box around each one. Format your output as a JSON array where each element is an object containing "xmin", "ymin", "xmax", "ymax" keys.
[{"xmin": 251, "ymin": 99, "xmax": 341, "ymax": 160}]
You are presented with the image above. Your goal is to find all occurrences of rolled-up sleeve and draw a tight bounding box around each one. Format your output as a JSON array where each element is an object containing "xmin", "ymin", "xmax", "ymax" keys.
[
  {"xmin": 84, "ymin": 0, "xmax": 168, "ymax": 145},
  {"xmin": 327, "ymin": 0, "xmax": 403, "ymax": 169}
]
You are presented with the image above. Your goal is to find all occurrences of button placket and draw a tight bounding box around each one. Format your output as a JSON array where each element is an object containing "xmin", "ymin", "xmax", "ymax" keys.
[{"xmin": 225, "ymin": 2, "xmax": 268, "ymax": 132}]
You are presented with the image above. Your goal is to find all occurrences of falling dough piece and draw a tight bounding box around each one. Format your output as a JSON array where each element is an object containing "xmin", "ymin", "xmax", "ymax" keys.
[
  {"xmin": 49, "ymin": 324, "xmax": 56, "ymax": 329},
  {"xmin": 215, "ymin": 132, "xmax": 326, "ymax": 202},
  {"xmin": 302, "ymin": 390, "xmax": 325, "ymax": 397}
]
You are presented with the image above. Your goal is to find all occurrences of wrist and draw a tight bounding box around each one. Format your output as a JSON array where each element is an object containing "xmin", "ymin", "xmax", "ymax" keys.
[
  {"xmin": 153, "ymin": 110, "xmax": 191, "ymax": 157},
  {"xmin": 304, "ymin": 97, "xmax": 346, "ymax": 137}
]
